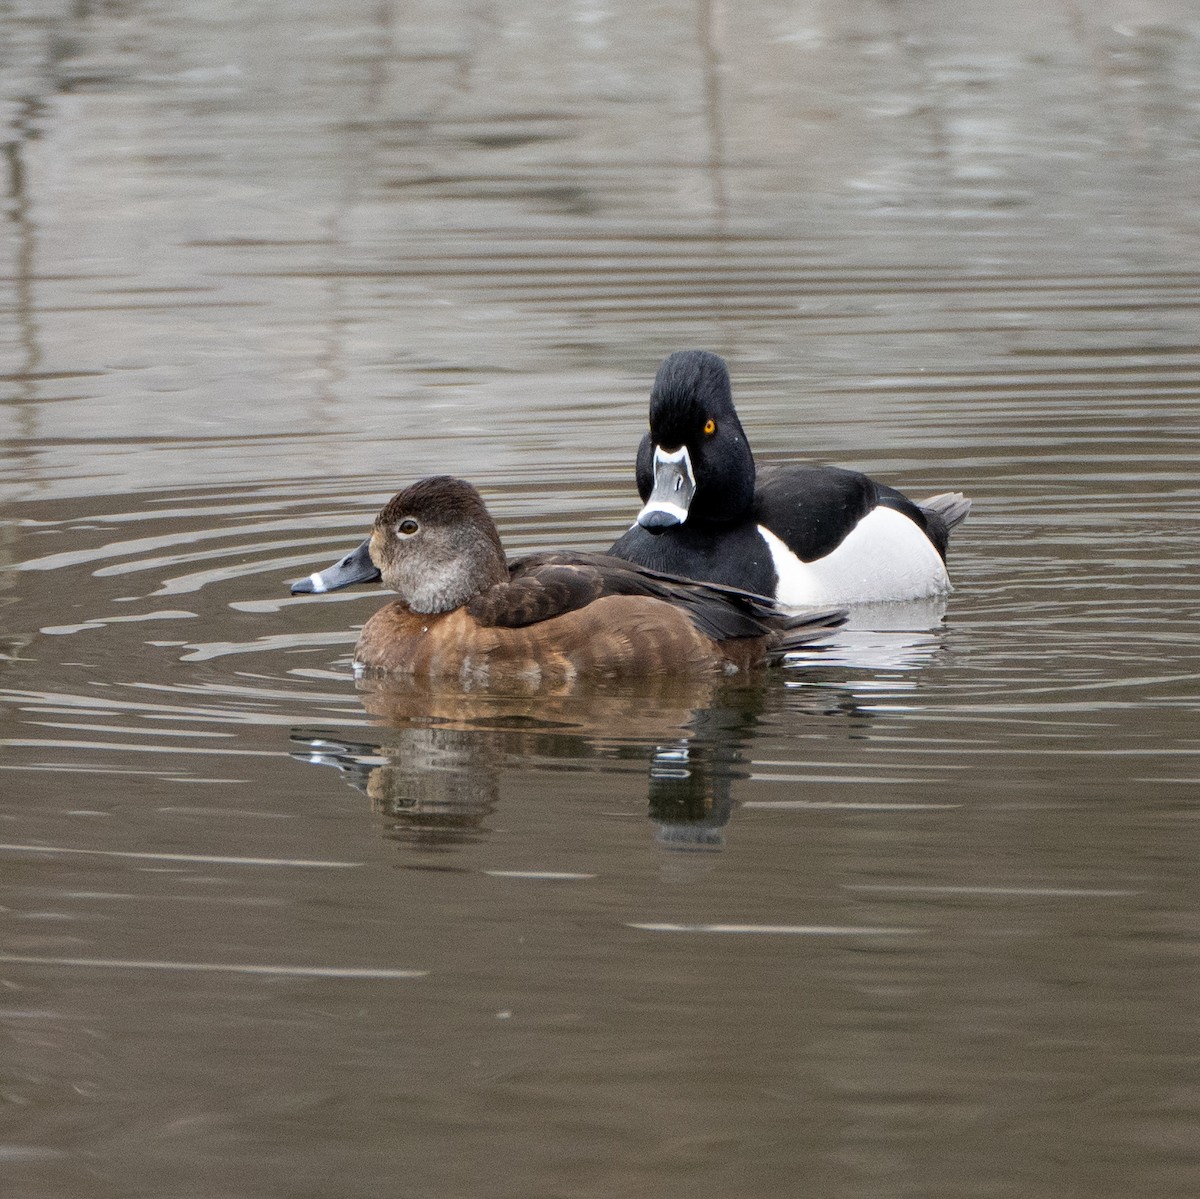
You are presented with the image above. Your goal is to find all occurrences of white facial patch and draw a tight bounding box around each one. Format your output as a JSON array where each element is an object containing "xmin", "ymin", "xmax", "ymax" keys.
[{"xmin": 638, "ymin": 444, "xmax": 696, "ymax": 524}]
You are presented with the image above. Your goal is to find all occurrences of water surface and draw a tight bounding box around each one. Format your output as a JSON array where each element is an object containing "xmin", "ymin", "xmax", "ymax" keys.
[{"xmin": 2, "ymin": 3, "xmax": 1199, "ymax": 1196}]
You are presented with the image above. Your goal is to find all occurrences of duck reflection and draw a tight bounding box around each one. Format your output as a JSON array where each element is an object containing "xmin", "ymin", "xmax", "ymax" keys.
[
  {"xmin": 291, "ymin": 723, "xmax": 501, "ymax": 852},
  {"xmin": 289, "ymin": 610, "xmax": 946, "ymax": 851},
  {"xmin": 289, "ymin": 676, "xmax": 759, "ymax": 850},
  {"xmin": 645, "ymin": 691, "xmax": 762, "ymax": 850}
]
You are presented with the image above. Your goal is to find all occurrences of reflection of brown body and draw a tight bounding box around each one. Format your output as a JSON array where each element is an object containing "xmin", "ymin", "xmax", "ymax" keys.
[
  {"xmin": 349, "ymin": 673, "xmax": 761, "ymax": 848},
  {"xmin": 356, "ymin": 671, "xmax": 728, "ymax": 736},
  {"xmin": 295, "ymin": 666, "xmax": 876, "ymax": 851},
  {"xmin": 356, "ymin": 593, "xmax": 779, "ymax": 684}
]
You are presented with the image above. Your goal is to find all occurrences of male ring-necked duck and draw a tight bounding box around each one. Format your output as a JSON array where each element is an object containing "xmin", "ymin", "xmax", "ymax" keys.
[
  {"xmin": 291, "ymin": 476, "xmax": 843, "ymax": 683},
  {"xmin": 609, "ymin": 350, "xmax": 971, "ymax": 607}
]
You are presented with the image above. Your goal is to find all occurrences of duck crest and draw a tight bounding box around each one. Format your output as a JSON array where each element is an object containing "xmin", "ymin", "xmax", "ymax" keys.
[
  {"xmin": 639, "ymin": 351, "xmax": 754, "ymax": 524},
  {"xmin": 650, "ymin": 350, "xmax": 736, "ymax": 444}
]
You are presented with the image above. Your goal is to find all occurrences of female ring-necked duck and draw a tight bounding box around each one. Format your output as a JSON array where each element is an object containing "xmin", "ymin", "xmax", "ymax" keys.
[
  {"xmin": 609, "ymin": 350, "xmax": 971, "ymax": 607},
  {"xmin": 291, "ymin": 476, "xmax": 843, "ymax": 683}
]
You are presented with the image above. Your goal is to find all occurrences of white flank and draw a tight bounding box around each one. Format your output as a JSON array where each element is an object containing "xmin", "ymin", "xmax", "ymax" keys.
[{"xmin": 760, "ymin": 507, "xmax": 950, "ymax": 608}]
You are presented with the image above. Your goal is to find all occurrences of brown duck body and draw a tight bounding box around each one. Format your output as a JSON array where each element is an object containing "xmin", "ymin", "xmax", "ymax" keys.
[
  {"xmin": 292, "ymin": 476, "xmax": 842, "ymax": 686},
  {"xmin": 355, "ymin": 593, "xmax": 776, "ymax": 684}
]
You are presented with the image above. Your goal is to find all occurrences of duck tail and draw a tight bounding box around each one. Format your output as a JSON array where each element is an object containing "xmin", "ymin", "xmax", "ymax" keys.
[
  {"xmin": 919, "ymin": 491, "xmax": 972, "ymax": 531},
  {"xmin": 765, "ymin": 606, "xmax": 847, "ymax": 664}
]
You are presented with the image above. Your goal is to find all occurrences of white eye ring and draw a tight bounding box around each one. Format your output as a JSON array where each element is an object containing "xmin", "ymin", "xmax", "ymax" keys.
[{"xmin": 397, "ymin": 518, "xmax": 419, "ymax": 537}]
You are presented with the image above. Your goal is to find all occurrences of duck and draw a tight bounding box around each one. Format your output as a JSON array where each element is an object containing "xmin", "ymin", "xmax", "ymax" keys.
[
  {"xmin": 290, "ymin": 476, "xmax": 844, "ymax": 685},
  {"xmin": 609, "ymin": 350, "xmax": 971, "ymax": 608}
]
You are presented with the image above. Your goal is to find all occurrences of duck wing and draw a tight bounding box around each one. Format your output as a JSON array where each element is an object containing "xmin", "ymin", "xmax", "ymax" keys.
[
  {"xmin": 754, "ymin": 465, "xmax": 879, "ymax": 561},
  {"xmin": 756, "ymin": 465, "xmax": 965, "ymax": 563},
  {"xmin": 465, "ymin": 557, "xmax": 607, "ymax": 628},
  {"xmin": 468, "ymin": 551, "xmax": 828, "ymax": 643}
]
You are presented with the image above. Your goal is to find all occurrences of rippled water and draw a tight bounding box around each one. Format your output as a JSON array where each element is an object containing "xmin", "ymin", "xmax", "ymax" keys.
[{"xmin": 2, "ymin": 4, "xmax": 1200, "ymax": 1196}]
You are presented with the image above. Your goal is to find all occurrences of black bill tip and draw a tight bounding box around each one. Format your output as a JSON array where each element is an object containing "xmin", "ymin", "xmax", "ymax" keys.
[{"xmin": 290, "ymin": 538, "xmax": 381, "ymax": 595}]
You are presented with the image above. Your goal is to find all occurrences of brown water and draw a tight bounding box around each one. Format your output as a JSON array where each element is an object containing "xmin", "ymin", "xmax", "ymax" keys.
[{"xmin": 3, "ymin": 3, "xmax": 1200, "ymax": 1196}]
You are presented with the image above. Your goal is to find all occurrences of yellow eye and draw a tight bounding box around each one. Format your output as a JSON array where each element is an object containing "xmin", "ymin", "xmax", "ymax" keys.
[{"xmin": 703, "ymin": 418, "xmax": 716, "ymax": 435}]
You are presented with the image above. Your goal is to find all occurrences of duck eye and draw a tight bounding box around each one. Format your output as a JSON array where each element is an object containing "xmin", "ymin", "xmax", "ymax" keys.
[
  {"xmin": 703, "ymin": 418, "xmax": 716, "ymax": 435},
  {"xmin": 397, "ymin": 518, "xmax": 419, "ymax": 536}
]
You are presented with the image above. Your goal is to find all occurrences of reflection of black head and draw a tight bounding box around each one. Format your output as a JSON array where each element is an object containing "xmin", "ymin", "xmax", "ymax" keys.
[
  {"xmin": 648, "ymin": 740, "xmax": 736, "ymax": 846},
  {"xmin": 635, "ymin": 350, "xmax": 755, "ymax": 524},
  {"xmin": 647, "ymin": 682, "xmax": 769, "ymax": 846}
]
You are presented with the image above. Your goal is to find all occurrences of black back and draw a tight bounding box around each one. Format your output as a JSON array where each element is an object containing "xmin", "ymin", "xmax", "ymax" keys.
[
  {"xmin": 755, "ymin": 465, "xmax": 949, "ymax": 564},
  {"xmin": 608, "ymin": 520, "xmax": 779, "ymax": 596}
]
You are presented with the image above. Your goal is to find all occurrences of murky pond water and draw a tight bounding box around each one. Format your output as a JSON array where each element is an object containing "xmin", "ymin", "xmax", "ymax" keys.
[{"xmin": 2, "ymin": 3, "xmax": 1199, "ymax": 1196}]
